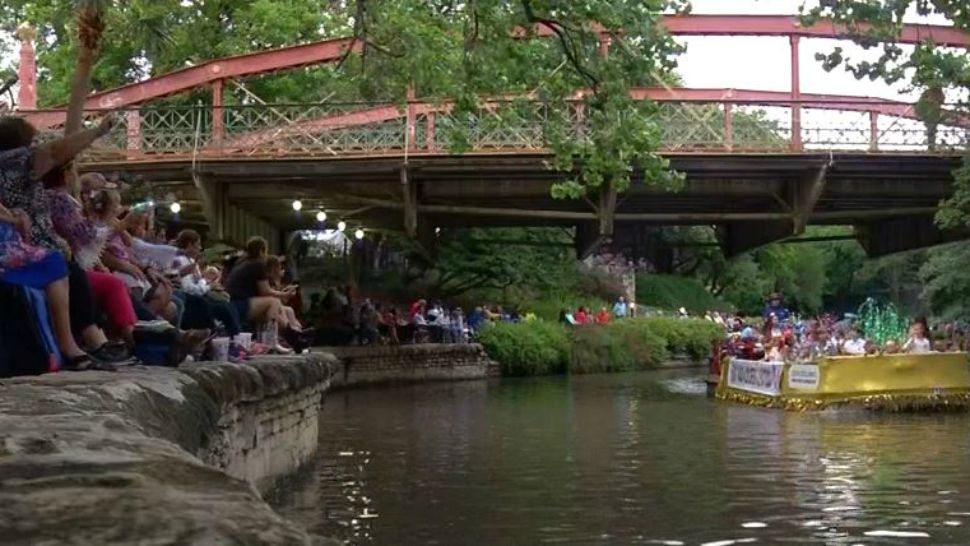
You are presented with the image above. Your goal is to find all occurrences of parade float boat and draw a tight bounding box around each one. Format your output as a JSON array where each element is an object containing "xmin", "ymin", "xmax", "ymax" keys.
[{"xmin": 714, "ymin": 353, "xmax": 970, "ymax": 411}]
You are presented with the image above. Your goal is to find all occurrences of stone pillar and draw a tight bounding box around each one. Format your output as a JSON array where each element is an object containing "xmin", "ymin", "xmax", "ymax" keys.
[{"xmin": 16, "ymin": 23, "xmax": 37, "ymax": 110}]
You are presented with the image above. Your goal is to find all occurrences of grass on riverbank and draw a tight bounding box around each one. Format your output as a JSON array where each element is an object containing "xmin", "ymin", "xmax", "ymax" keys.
[{"xmin": 477, "ymin": 317, "xmax": 722, "ymax": 376}]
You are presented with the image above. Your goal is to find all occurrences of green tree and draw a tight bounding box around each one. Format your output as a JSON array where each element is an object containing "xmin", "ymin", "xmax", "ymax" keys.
[
  {"xmin": 920, "ymin": 243, "xmax": 970, "ymax": 320},
  {"xmin": 3, "ymin": 1, "xmax": 690, "ymax": 208},
  {"xmin": 431, "ymin": 227, "xmax": 575, "ymax": 299}
]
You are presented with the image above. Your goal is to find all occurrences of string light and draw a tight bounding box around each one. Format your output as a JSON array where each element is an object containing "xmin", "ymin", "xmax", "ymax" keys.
[
  {"xmin": 354, "ymin": 228, "xmax": 365, "ymax": 240},
  {"xmin": 337, "ymin": 220, "xmax": 346, "ymax": 232},
  {"xmin": 292, "ymin": 200, "xmax": 303, "ymax": 212},
  {"xmin": 169, "ymin": 202, "xmax": 181, "ymax": 214},
  {"xmin": 315, "ymin": 210, "xmax": 327, "ymax": 223}
]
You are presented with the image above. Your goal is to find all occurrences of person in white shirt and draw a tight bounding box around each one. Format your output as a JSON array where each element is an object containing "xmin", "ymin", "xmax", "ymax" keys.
[
  {"xmin": 841, "ymin": 328, "xmax": 868, "ymax": 356},
  {"xmin": 902, "ymin": 319, "xmax": 933, "ymax": 354}
]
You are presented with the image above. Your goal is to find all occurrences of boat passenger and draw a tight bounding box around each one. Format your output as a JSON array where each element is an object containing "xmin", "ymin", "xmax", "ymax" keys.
[
  {"xmin": 841, "ymin": 328, "xmax": 867, "ymax": 356},
  {"xmin": 902, "ymin": 319, "xmax": 932, "ymax": 354}
]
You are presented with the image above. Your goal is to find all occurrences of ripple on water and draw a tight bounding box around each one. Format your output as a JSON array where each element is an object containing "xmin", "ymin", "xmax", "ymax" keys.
[{"xmin": 270, "ymin": 372, "xmax": 970, "ymax": 546}]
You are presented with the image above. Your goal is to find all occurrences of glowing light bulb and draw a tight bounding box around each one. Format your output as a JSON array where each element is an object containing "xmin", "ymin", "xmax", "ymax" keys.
[
  {"xmin": 292, "ymin": 200, "xmax": 303, "ymax": 212},
  {"xmin": 169, "ymin": 202, "xmax": 181, "ymax": 214},
  {"xmin": 315, "ymin": 211, "xmax": 327, "ymax": 223},
  {"xmin": 337, "ymin": 221, "xmax": 346, "ymax": 232},
  {"xmin": 354, "ymin": 228, "xmax": 365, "ymax": 240}
]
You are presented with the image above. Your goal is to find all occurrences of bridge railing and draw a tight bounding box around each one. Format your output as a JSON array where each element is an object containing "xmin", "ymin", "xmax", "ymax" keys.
[{"xmin": 47, "ymin": 98, "xmax": 968, "ymax": 163}]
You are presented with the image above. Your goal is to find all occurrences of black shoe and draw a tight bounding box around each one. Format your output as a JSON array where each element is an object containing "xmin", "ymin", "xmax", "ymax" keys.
[{"xmin": 90, "ymin": 343, "xmax": 132, "ymax": 364}]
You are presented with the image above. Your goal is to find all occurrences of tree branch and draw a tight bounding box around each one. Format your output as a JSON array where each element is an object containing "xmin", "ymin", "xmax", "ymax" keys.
[{"xmin": 519, "ymin": 0, "xmax": 599, "ymax": 91}]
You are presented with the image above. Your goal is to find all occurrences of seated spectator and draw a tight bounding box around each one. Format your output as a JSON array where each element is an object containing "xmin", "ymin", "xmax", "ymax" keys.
[
  {"xmin": 468, "ymin": 306, "xmax": 487, "ymax": 332},
  {"xmin": 902, "ymin": 318, "xmax": 932, "ymax": 354},
  {"xmin": 173, "ymin": 229, "xmax": 243, "ymax": 336},
  {"xmin": 574, "ymin": 306, "xmax": 589, "ymax": 325},
  {"xmin": 595, "ymin": 306, "xmax": 611, "ymax": 325},
  {"xmin": 225, "ymin": 237, "xmax": 295, "ymax": 353},
  {"xmin": 841, "ymin": 328, "xmax": 867, "ymax": 355},
  {"xmin": 449, "ymin": 307, "xmax": 466, "ymax": 343},
  {"xmin": 378, "ymin": 305, "xmax": 400, "ymax": 345},
  {"xmin": 359, "ymin": 299, "xmax": 379, "ymax": 345},
  {"xmin": 88, "ymin": 189, "xmax": 177, "ymax": 321},
  {"xmin": 46, "ymin": 166, "xmax": 144, "ymax": 348},
  {"xmin": 0, "ymin": 115, "xmax": 127, "ymax": 370}
]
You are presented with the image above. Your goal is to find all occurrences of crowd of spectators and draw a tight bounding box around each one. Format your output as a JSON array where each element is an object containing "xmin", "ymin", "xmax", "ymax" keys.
[
  {"xmin": 0, "ymin": 114, "xmax": 318, "ymax": 376},
  {"xmin": 711, "ymin": 293, "xmax": 965, "ymax": 365}
]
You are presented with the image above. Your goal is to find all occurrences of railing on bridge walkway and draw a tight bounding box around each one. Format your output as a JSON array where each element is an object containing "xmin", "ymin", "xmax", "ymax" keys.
[{"xmin": 60, "ymin": 94, "xmax": 968, "ymax": 163}]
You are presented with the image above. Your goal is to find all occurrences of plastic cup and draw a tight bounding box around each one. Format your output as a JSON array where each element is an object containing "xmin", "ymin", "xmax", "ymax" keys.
[
  {"xmin": 211, "ymin": 337, "xmax": 231, "ymax": 362},
  {"xmin": 234, "ymin": 332, "xmax": 253, "ymax": 350}
]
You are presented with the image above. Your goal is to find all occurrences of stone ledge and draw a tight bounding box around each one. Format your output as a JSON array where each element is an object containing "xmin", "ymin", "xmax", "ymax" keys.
[
  {"xmin": 323, "ymin": 343, "xmax": 498, "ymax": 388},
  {"xmin": 0, "ymin": 355, "xmax": 339, "ymax": 546}
]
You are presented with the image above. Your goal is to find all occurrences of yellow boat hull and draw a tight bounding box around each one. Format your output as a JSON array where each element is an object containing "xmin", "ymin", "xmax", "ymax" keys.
[{"xmin": 715, "ymin": 352, "xmax": 970, "ymax": 411}]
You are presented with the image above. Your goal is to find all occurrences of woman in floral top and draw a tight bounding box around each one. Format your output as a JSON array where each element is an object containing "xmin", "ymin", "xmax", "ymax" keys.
[
  {"xmin": 46, "ymin": 165, "xmax": 142, "ymax": 346},
  {"xmin": 0, "ymin": 115, "xmax": 118, "ymax": 370}
]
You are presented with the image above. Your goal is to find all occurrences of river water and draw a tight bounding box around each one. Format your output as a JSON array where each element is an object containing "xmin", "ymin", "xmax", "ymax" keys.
[{"xmin": 271, "ymin": 370, "xmax": 970, "ymax": 545}]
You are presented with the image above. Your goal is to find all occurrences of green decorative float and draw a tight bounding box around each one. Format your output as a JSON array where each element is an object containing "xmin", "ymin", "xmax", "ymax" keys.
[{"xmin": 857, "ymin": 298, "xmax": 909, "ymax": 346}]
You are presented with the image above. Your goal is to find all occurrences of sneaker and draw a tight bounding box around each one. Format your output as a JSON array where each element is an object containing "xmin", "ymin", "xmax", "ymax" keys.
[{"xmin": 89, "ymin": 343, "xmax": 133, "ymax": 364}]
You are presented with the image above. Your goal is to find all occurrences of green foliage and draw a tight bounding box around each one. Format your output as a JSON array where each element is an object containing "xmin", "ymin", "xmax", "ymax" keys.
[
  {"xmin": 636, "ymin": 274, "xmax": 728, "ymax": 313},
  {"xmin": 478, "ymin": 317, "xmax": 720, "ymax": 376},
  {"xmin": 2, "ymin": 1, "xmax": 692, "ymax": 202},
  {"xmin": 477, "ymin": 320, "xmax": 569, "ymax": 376},
  {"xmin": 636, "ymin": 317, "xmax": 722, "ymax": 360},
  {"xmin": 569, "ymin": 319, "xmax": 667, "ymax": 373},
  {"xmin": 432, "ymin": 228, "xmax": 575, "ymax": 299},
  {"xmin": 919, "ymin": 243, "xmax": 970, "ymax": 321}
]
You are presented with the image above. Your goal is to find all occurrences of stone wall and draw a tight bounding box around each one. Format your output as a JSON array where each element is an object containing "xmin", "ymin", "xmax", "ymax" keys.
[
  {"xmin": 0, "ymin": 355, "xmax": 339, "ymax": 545},
  {"xmin": 326, "ymin": 343, "xmax": 500, "ymax": 388}
]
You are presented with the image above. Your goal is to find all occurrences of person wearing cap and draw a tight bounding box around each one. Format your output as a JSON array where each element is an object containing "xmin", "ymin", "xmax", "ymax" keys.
[{"xmin": 762, "ymin": 292, "xmax": 790, "ymax": 323}]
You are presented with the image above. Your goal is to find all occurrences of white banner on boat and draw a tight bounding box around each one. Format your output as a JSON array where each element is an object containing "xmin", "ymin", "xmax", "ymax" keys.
[
  {"xmin": 788, "ymin": 364, "xmax": 820, "ymax": 391},
  {"xmin": 727, "ymin": 359, "xmax": 785, "ymax": 396}
]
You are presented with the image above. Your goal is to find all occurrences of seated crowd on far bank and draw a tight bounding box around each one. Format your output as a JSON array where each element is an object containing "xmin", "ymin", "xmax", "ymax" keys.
[{"xmin": 715, "ymin": 293, "xmax": 967, "ymax": 365}]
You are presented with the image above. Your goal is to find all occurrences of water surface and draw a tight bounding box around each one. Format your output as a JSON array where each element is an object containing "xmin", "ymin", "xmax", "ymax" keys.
[{"xmin": 272, "ymin": 371, "xmax": 970, "ymax": 545}]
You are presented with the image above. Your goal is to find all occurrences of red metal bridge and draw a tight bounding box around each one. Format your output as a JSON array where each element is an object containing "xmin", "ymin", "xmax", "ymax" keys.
[{"xmin": 13, "ymin": 15, "xmax": 970, "ymax": 257}]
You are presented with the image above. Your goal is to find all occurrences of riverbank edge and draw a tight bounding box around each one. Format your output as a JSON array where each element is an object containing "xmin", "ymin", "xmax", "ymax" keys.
[
  {"xmin": 0, "ymin": 345, "xmax": 501, "ymax": 545},
  {"xmin": 0, "ymin": 354, "xmax": 341, "ymax": 545}
]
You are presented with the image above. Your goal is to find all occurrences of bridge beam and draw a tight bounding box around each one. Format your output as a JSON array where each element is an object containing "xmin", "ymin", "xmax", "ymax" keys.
[
  {"xmin": 792, "ymin": 163, "xmax": 830, "ymax": 235},
  {"xmin": 193, "ymin": 175, "xmax": 225, "ymax": 241},
  {"xmin": 401, "ymin": 166, "xmax": 418, "ymax": 238},
  {"xmin": 718, "ymin": 220, "xmax": 795, "ymax": 257},
  {"xmin": 855, "ymin": 216, "xmax": 968, "ymax": 257}
]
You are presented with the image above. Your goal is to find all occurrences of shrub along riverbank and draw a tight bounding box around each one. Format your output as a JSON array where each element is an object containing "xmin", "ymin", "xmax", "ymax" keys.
[{"xmin": 477, "ymin": 317, "xmax": 722, "ymax": 376}]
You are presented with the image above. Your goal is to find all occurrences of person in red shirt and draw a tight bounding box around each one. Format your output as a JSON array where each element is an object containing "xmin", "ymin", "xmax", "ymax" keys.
[
  {"xmin": 595, "ymin": 307, "xmax": 611, "ymax": 325},
  {"xmin": 574, "ymin": 306, "xmax": 589, "ymax": 325}
]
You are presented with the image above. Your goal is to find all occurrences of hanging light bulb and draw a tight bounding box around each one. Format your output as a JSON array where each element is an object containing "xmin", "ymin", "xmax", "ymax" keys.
[
  {"xmin": 354, "ymin": 228, "xmax": 365, "ymax": 240},
  {"xmin": 292, "ymin": 199, "xmax": 303, "ymax": 212},
  {"xmin": 337, "ymin": 220, "xmax": 346, "ymax": 232},
  {"xmin": 169, "ymin": 202, "xmax": 181, "ymax": 214},
  {"xmin": 315, "ymin": 210, "xmax": 327, "ymax": 223}
]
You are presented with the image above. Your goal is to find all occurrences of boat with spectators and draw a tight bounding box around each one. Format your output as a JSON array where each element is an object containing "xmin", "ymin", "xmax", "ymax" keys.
[{"xmin": 714, "ymin": 353, "xmax": 970, "ymax": 411}]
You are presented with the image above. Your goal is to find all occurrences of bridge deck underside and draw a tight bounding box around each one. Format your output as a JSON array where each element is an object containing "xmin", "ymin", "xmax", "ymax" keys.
[{"xmin": 101, "ymin": 152, "xmax": 962, "ymax": 256}]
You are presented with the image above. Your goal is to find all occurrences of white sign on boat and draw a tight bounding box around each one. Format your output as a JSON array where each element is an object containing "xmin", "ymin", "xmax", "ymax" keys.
[
  {"xmin": 727, "ymin": 359, "xmax": 784, "ymax": 396},
  {"xmin": 788, "ymin": 363, "xmax": 820, "ymax": 391}
]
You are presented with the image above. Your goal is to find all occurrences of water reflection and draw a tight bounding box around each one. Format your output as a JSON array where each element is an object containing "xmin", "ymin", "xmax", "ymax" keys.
[{"xmin": 272, "ymin": 372, "xmax": 970, "ymax": 545}]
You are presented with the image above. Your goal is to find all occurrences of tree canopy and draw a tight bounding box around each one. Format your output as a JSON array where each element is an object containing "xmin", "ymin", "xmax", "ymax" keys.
[{"xmin": 2, "ymin": 0, "xmax": 690, "ymax": 199}]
